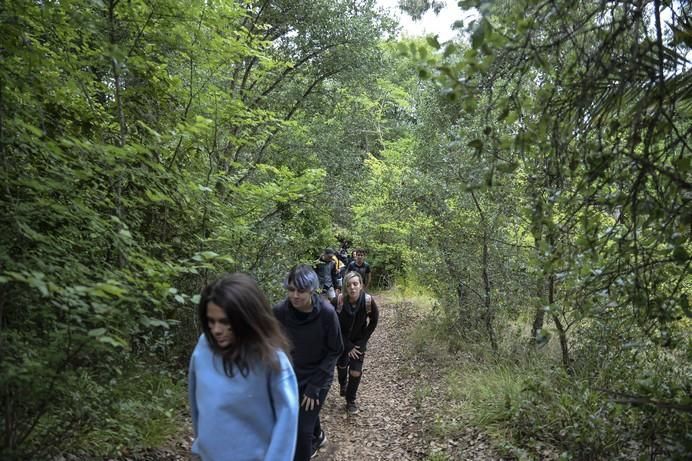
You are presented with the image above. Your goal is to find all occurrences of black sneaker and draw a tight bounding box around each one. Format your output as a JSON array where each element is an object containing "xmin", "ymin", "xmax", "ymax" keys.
[
  {"xmin": 311, "ymin": 431, "xmax": 327, "ymax": 458},
  {"xmin": 346, "ymin": 401, "xmax": 359, "ymax": 414},
  {"xmin": 339, "ymin": 384, "xmax": 346, "ymax": 396},
  {"xmin": 316, "ymin": 430, "xmax": 327, "ymax": 448}
]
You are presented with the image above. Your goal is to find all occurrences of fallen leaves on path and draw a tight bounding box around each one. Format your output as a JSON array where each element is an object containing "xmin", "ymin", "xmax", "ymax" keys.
[{"xmin": 313, "ymin": 296, "xmax": 506, "ymax": 461}]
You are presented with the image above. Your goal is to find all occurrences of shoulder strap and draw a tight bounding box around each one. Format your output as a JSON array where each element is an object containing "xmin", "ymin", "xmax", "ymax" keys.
[{"xmin": 365, "ymin": 294, "xmax": 372, "ymax": 314}]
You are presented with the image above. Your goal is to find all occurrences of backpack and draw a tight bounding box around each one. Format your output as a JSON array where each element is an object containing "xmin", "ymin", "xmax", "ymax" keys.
[
  {"xmin": 336, "ymin": 293, "xmax": 372, "ymax": 315},
  {"xmin": 331, "ymin": 255, "xmax": 344, "ymax": 273}
]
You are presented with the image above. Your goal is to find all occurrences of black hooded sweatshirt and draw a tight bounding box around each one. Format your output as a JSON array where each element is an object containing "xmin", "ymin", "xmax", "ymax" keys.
[{"xmin": 273, "ymin": 294, "xmax": 343, "ymax": 399}]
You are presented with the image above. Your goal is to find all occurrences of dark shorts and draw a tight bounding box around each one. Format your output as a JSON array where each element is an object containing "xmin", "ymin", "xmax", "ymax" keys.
[{"xmin": 337, "ymin": 349, "xmax": 364, "ymax": 372}]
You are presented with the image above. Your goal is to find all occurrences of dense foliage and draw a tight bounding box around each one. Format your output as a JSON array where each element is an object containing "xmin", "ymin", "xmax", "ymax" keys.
[
  {"xmin": 353, "ymin": 0, "xmax": 691, "ymax": 458},
  {"xmin": 1, "ymin": 0, "xmax": 689, "ymax": 459},
  {"xmin": 0, "ymin": 0, "xmax": 391, "ymax": 457}
]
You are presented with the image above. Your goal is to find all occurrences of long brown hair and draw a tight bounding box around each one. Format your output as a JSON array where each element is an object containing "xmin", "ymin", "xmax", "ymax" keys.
[{"xmin": 198, "ymin": 273, "xmax": 290, "ymax": 377}]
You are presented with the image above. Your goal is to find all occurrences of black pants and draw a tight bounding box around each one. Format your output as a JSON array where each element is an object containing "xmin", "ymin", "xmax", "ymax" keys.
[
  {"xmin": 337, "ymin": 350, "xmax": 364, "ymax": 403},
  {"xmin": 295, "ymin": 387, "xmax": 329, "ymax": 461},
  {"xmin": 337, "ymin": 349, "xmax": 364, "ymax": 373}
]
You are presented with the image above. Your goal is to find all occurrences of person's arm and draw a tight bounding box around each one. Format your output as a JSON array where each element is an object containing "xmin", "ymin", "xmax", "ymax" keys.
[
  {"xmin": 188, "ymin": 353, "xmax": 198, "ymax": 438},
  {"xmin": 265, "ymin": 352, "xmax": 299, "ymax": 461},
  {"xmin": 365, "ymin": 264, "xmax": 372, "ymax": 289},
  {"xmin": 331, "ymin": 262, "xmax": 340, "ymax": 289},
  {"xmin": 355, "ymin": 298, "xmax": 379, "ymax": 350},
  {"xmin": 304, "ymin": 303, "xmax": 344, "ymax": 398},
  {"xmin": 313, "ymin": 262, "xmax": 321, "ymax": 285}
]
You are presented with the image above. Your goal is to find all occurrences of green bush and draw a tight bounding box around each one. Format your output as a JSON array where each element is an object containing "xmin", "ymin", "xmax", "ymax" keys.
[
  {"xmin": 413, "ymin": 312, "xmax": 691, "ymax": 460},
  {"xmin": 76, "ymin": 369, "xmax": 188, "ymax": 456},
  {"xmin": 506, "ymin": 369, "xmax": 690, "ymax": 460}
]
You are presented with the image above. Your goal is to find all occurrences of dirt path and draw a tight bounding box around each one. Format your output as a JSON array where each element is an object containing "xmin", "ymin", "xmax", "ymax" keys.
[{"xmin": 313, "ymin": 295, "xmax": 504, "ymax": 461}]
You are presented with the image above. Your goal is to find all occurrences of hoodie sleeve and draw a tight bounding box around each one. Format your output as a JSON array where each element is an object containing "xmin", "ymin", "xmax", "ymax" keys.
[
  {"xmin": 265, "ymin": 352, "xmax": 299, "ymax": 461},
  {"xmin": 355, "ymin": 297, "xmax": 379, "ymax": 351},
  {"xmin": 188, "ymin": 351, "xmax": 198, "ymax": 438},
  {"xmin": 304, "ymin": 301, "xmax": 344, "ymax": 399}
]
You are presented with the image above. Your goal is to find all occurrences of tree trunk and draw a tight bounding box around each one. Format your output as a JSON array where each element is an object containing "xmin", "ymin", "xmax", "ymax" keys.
[
  {"xmin": 108, "ymin": 0, "xmax": 127, "ymax": 267},
  {"xmin": 548, "ymin": 273, "xmax": 571, "ymax": 372},
  {"xmin": 529, "ymin": 192, "xmax": 546, "ymax": 345},
  {"xmin": 531, "ymin": 277, "xmax": 546, "ymax": 345},
  {"xmin": 471, "ymin": 191, "xmax": 497, "ymax": 350},
  {"xmin": 481, "ymin": 230, "xmax": 497, "ymax": 351}
]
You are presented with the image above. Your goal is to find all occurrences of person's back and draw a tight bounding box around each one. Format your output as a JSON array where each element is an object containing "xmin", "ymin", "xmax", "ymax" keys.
[
  {"xmin": 337, "ymin": 249, "xmax": 349, "ymax": 277},
  {"xmin": 314, "ymin": 248, "xmax": 339, "ymax": 302}
]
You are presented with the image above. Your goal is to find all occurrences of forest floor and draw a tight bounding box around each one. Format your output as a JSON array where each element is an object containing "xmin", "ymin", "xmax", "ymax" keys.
[
  {"xmin": 311, "ymin": 293, "xmax": 505, "ymax": 461},
  {"xmin": 114, "ymin": 293, "xmax": 507, "ymax": 461}
]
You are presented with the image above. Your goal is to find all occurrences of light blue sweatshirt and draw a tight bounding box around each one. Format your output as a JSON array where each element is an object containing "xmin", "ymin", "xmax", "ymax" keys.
[{"xmin": 188, "ymin": 334, "xmax": 299, "ymax": 461}]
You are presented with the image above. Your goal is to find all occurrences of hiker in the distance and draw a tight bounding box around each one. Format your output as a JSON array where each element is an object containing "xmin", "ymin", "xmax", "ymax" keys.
[
  {"xmin": 273, "ymin": 264, "xmax": 344, "ymax": 460},
  {"xmin": 188, "ymin": 273, "xmax": 299, "ymax": 461},
  {"xmin": 346, "ymin": 248, "xmax": 371, "ymax": 290},
  {"xmin": 337, "ymin": 248, "xmax": 350, "ymax": 279},
  {"xmin": 314, "ymin": 248, "xmax": 340, "ymax": 304},
  {"xmin": 335, "ymin": 270, "xmax": 379, "ymax": 414}
]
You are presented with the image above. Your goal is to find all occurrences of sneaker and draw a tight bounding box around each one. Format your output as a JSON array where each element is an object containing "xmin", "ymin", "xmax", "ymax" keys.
[
  {"xmin": 346, "ymin": 401, "xmax": 359, "ymax": 414},
  {"xmin": 311, "ymin": 431, "xmax": 327, "ymax": 458},
  {"xmin": 315, "ymin": 430, "xmax": 327, "ymax": 449},
  {"xmin": 339, "ymin": 384, "xmax": 346, "ymax": 396}
]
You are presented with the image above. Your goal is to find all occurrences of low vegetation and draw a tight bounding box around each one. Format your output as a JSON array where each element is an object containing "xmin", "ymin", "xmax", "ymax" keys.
[{"xmin": 402, "ymin": 283, "xmax": 690, "ymax": 460}]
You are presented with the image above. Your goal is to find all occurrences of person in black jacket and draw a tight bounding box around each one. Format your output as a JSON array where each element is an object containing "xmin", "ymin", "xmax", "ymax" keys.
[
  {"xmin": 273, "ymin": 264, "xmax": 344, "ymax": 460},
  {"xmin": 346, "ymin": 248, "xmax": 371, "ymax": 290},
  {"xmin": 334, "ymin": 271, "xmax": 379, "ymax": 414},
  {"xmin": 314, "ymin": 248, "xmax": 340, "ymax": 304}
]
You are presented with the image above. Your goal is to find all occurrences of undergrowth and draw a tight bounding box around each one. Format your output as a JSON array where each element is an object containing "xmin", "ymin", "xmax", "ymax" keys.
[
  {"xmin": 74, "ymin": 368, "xmax": 188, "ymax": 456},
  {"xmin": 403, "ymin": 294, "xmax": 692, "ymax": 461}
]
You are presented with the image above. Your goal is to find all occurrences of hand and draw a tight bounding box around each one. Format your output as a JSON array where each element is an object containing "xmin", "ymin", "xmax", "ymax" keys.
[
  {"xmin": 348, "ymin": 345, "xmax": 362, "ymax": 360},
  {"xmin": 301, "ymin": 394, "xmax": 319, "ymax": 411}
]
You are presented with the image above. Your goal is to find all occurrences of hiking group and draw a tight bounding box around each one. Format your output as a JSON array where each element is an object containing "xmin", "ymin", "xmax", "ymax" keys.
[{"xmin": 188, "ymin": 247, "xmax": 378, "ymax": 461}]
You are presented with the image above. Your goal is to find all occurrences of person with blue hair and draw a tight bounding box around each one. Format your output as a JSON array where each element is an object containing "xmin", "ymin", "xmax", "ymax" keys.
[
  {"xmin": 273, "ymin": 264, "xmax": 343, "ymax": 460},
  {"xmin": 188, "ymin": 273, "xmax": 299, "ymax": 461}
]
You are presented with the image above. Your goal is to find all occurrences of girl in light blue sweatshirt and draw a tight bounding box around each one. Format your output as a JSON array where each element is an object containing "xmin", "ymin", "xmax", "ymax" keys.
[{"xmin": 189, "ymin": 273, "xmax": 299, "ymax": 461}]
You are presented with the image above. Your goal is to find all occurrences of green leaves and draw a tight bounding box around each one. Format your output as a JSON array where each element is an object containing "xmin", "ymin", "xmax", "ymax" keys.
[
  {"xmin": 426, "ymin": 35, "xmax": 441, "ymax": 50},
  {"xmin": 468, "ymin": 139, "xmax": 484, "ymax": 150},
  {"xmin": 88, "ymin": 328, "xmax": 107, "ymax": 337}
]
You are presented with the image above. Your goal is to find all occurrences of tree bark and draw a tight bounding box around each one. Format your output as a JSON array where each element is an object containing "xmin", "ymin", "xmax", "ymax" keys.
[
  {"xmin": 548, "ymin": 273, "xmax": 571, "ymax": 372},
  {"xmin": 481, "ymin": 229, "xmax": 497, "ymax": 351},
  {"xmin": 471, "ymin": 191, "xmax": 497, "ymax": 350}
]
